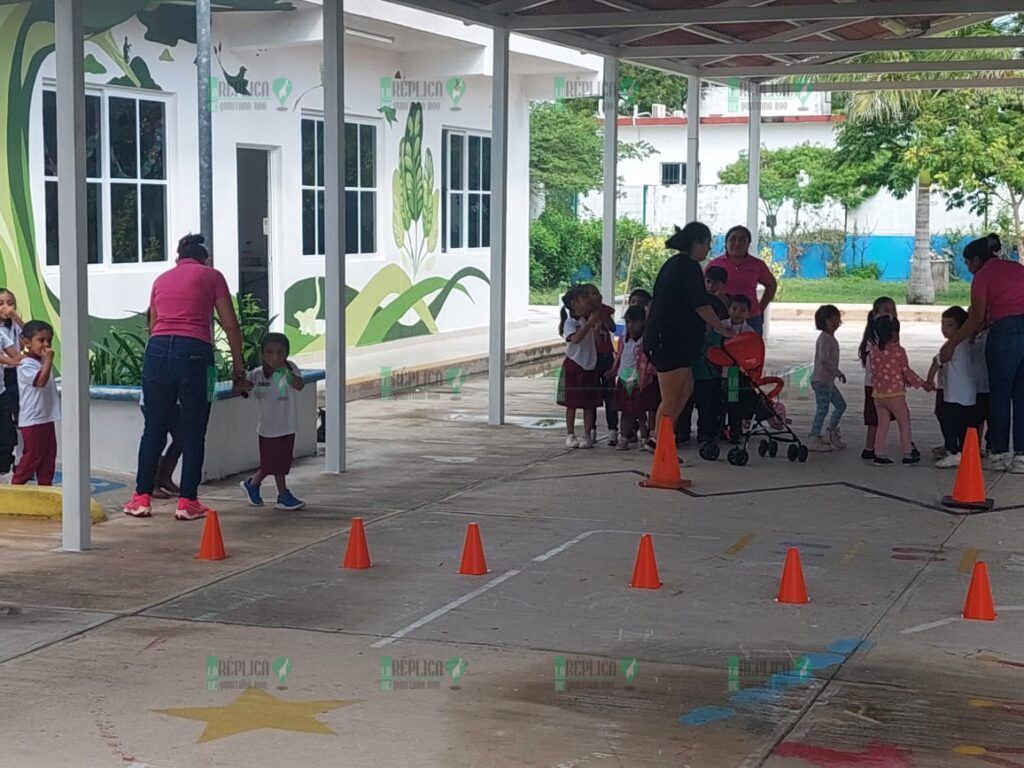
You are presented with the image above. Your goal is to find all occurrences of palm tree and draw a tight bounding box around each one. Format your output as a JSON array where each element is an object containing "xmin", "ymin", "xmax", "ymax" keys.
[{"xmin": 794, "ymin": 24, "xmax": 1017, "ymax": 303}]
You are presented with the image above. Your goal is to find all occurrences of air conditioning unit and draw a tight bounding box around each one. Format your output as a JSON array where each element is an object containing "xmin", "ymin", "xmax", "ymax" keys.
[
  {"xmin": 651, "ymin": 103, "xmax": 667, "ymax": 118},
  {"xmin": 671, "ymin": 109, "xmax": 685, "ymax": 118}
]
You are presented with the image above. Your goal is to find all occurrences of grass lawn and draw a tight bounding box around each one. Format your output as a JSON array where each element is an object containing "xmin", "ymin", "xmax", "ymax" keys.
[
  {"xmin": 531, "ymin": 277, "xmax": 972, "ymax": 307},
  {"xmin": 775, "ymin": 277, "xmax": 971, "ymax": 305}
]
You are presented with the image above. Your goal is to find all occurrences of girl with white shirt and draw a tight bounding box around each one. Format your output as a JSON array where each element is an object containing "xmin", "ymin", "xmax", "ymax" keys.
[{"xmin": 557, "ymin": 285, "xmax": 602, "ymax": 449}]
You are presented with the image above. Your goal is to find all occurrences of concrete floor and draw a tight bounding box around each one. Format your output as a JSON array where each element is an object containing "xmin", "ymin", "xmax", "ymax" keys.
[{"xmin": 2, "ymin": 320, "xmax": 1023, "ymax": 768}]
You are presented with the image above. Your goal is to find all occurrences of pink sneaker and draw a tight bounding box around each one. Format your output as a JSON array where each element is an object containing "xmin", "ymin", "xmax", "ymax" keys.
[
  {"xmin": 175, "ymin": 498, "xmax": 212, "ymax": 521},
  {"xmin": 123, "ymin": 493, "xmax": 152, "ymax": 518}
]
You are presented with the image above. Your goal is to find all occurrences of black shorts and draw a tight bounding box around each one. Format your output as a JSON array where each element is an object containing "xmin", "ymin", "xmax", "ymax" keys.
[{"xmin": 645, "ymin": 338, "xmax": 702, "ymax": 373}]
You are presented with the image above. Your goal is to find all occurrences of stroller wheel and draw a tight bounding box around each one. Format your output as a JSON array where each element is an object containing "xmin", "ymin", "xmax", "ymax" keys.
[
  {"xmin": 787, "ymin": 444, "xmax": 800, "ymax": 462},
  {"xmin": 798, "ymin": 445, "xmax": 809, "ymax": 463},
  {"xmin": 769, "ymin": 440, "xmax": 779, "ymax": 458},
  {"xmin": 699, "ymin": 442, "xmax": 720, "ymax": 462},
  {"xmin": 728, "ymin": 447, "xmax": 749, "ymax": 466},
  {"xmin": 758, "ymin": 439, "xmax": 769, "ymax": 457}
]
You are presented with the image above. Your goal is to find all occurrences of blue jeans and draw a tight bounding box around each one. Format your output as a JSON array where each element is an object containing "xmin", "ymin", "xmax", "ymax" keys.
[
  {"xmin": 136, "ymin": 336, "xmax": 215, "ymax": 500},
  {"xmin": 748, "ymin": 314, "xmax": 764, "ymax": 335},
  {"xmin": 810, "ymin": 381, "xmax": 846, "ymax": 436},
  {"xmin": 986, "ymin": 315, "xmax": 1024, "ymax": 455}
]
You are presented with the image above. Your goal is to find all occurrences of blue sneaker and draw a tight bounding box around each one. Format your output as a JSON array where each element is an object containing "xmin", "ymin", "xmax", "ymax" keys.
[
  {"xmin": 275, "ymin": 490, "xmax": 305, "ymax": 510},
  {"xmin": 240, "ymin": 479, "xmax": 264, "ymax": 507}
]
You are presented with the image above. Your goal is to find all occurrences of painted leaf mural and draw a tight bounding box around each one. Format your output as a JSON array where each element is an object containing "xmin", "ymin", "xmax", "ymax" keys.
[{"xmin": 392, "ymin": 102, "xmax": 440, "ymax": 277}]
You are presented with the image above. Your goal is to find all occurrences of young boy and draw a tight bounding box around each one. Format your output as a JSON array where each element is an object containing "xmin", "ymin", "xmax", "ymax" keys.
[
  {"xmin": 926, "ymin": 306, "xmax": 978, "ymax": 468},
  {"xmin": 726, "ymin": 294, "xmax": 755, "ymax": 336},
  {"xmin": 704, "ymin": 266, "xmax": 730, "ymax": 320},
  {"xmin": 240, "ymin": 333, "xmax": 306, "ymax": 509},
  {"xmin": 12, "ymin": 321, "xmax": 60, "ymax": 486}
]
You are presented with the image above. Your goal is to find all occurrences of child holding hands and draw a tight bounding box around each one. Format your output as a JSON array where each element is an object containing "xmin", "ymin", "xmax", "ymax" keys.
[{"xmin": 868, "ymin": 316, "xmax": 932, "ymax": 465}]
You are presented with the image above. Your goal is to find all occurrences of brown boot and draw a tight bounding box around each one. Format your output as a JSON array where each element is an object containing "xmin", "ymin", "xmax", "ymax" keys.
[{"xmin": 155, "ymin": 456, "xmax": 180, "ymax": 496}]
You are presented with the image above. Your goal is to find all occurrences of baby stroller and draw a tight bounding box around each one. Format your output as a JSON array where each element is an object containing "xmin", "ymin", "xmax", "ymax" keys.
[{"xmin": 698, "ymin": 333, "xmax": 808, "ymax": 466}]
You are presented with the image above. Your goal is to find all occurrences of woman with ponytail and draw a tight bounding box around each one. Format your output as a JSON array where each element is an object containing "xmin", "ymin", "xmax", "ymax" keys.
[
  {"xmin": 642, "ymin": 222, "xmax": 734, "ymax": 450},
  {"xmin": 941, "ymin": 234, "xmax": 1024, "ymax": 472},
  {"xmin": 124, "ymin": 234, "xmax": 251, "ymax": 520}
]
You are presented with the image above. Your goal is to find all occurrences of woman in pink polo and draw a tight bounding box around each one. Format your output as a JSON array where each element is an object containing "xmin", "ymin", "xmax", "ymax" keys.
[
  {"xmin": 124, "ymin": 234, "xmax": 250, "ymax": 520},
  {"xmin": 941, "ymin": 235, "xmax": 1024, "ymax": 473},
  {"xmin": 706, "ymin": 225, "xmax": 778, "ymax": 335}
]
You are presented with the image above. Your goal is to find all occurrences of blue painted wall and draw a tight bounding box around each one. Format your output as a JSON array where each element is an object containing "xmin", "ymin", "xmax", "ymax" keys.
[{"xmin": 708, "ymin": 234, "xmax": 980, "ymax": 282}]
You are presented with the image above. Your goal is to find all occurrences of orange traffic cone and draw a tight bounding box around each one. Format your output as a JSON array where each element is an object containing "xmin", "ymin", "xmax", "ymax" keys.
[
  {"xmin": 458, "ymin": 523, "xmax": 489, "ymax": 575},
  {"xmin": 942, "ymin": 428, "xmax": 993, "ymax": 511},
  {"xmin": 342, "ymin": 517, "xmax": 372, "ymax": 569},
  {"xmin": 776, "ymin": 547, "xmax": 808, "ymax": 604},
  {"xmin": 195, "ymin": 510, "xmax": 227, "ymax": 561},
  {"xmin": 962, "ymin": 561, "xmax": 996, "ymax": 621},
  {"xmin": 629, "ymin": 534, "xmax": 662, "ymax": 589},
  {"xmin": 639, "ymin": 415, "xmax": 692, "ymax": 490}
]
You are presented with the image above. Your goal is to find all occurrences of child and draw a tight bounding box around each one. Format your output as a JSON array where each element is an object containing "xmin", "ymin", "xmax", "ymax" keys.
[
  {"xmin": 704, "ymin": 265, "xmax": 730, "ymax": 319},
  {"xmin": 859, "ymin": 296, "xmax": 919, "ymax": 461},
  {"xmin": 585, "ymin": 286, "xmax": 619, "ymax": 446},
  {"xmin": 927, "ymin": 307, "xmax": 978, "ymax": 468},
  {"xmin": 240, "ymin": 333, "xmax": 306, "ymax": 510},
  {"xmin": 867, "ymin": 316, "xmax": 931, "ymax": 465},
  {"xmin": 11, "ymin": 321, "xmax": 60, "ymax": 486},
  {"xmin": 726, "ymin": 295, "xmax": 755, "ymax": 336},
  {"xmin": 808, "ymin": 304, "xmax": 847, "ymax": 451},
  {"xmin": 557, "ymin": 285, "xmax": 602, "ymax": 448},
  {"xmin": 0, "ymin": 288, "xmax": 23, "ymax": 475},
  {"xmin": 612, "ymin": 306, "xmax": 657, "ymax": 450},
  {"xmin": 627, "ymin": 288, "xmax": 652, "ymax": 311}
]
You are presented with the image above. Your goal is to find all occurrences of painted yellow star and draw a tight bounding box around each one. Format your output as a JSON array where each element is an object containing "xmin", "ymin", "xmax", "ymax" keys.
[{"xmin": 153, "ymin": 687, "xmax": 358, "ymax": 743}]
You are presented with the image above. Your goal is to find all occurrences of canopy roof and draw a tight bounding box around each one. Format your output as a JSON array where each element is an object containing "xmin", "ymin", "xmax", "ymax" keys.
[{"xmin": 385, "ymin": 0, "xmax": 1024, "ymax": 85}]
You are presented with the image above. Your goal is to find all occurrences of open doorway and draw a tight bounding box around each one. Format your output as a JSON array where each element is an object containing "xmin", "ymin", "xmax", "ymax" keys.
[{"xmin": 236, "ymin": 147, "xmax": 271, "ymax": 322}]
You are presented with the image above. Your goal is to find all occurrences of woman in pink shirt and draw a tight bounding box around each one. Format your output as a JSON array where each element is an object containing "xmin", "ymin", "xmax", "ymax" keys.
[
  {"xmin": 124, "ymin": 234, "xmax": 250, "ymax": 520},
  {"xmin": 706, "ymin": 225, "xmax": 778, "ymax": 335},
  {"xmin": 941, "ymin": 235, "xmax": 1024, "ymax": 472}
]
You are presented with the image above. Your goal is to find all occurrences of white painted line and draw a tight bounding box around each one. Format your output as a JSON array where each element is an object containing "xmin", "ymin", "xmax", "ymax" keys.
[
  {"xmin": 533, "ymin": 530, "xmax": 602, "ymax": 562},
  {"xmin": 371, "ymin": 569, "xmax": 521, "ymax": 648},
  {"xmin": 900, "ymin": 617, "xmax": 960, "ymax": 634}
]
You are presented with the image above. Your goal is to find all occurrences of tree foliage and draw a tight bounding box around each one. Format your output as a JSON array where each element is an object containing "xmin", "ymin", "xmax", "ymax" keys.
[
  {"xmin": 529, "ymin": 100, "xmax": 655, "ymax": 198},
  {"xmin": 618, "ymin": 63, "xmax": 687, "ymax": 115},
  {"xmin": 718, "ymin": 143, "xmax": 880, "ymax": 237}
]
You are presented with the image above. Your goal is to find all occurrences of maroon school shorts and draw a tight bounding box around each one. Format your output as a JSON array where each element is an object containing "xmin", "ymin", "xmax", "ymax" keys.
[{"xmin": 259, "ymin": 434, "xmax": 295, "ymax": 476}]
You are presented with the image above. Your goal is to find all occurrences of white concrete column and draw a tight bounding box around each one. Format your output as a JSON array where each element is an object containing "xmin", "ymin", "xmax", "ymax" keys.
[
  {"xmin": 746, "ymin": 79, "xmax": 761, "ymax": 258},
  {"xmin": 488, "ymin": 27, "xmax": 510, "ymax": 426},
  {"xmin": 196, "ymin": 0, "xmax": 213, "ymax": 251},
  {"xmin": 55, "ymin": 0, "xmax": 90, "ymax": 551},
  {"xmin": 601, "ymin": 56, "xmax": 617, "ymax": 304},
  {"xmin": 746, "ymin": 81, "xmax": 767, "ymax": 336},
  {"xmin": 323, "ymin": 0, "xmax": 346, "ymax": 471},
  {"xmin": 685, "ymin": 74, "xmax": 700, "ymax": 222}
]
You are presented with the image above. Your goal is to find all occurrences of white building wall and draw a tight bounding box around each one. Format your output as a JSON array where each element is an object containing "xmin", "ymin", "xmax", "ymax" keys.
[{"xmin": 28, "ymin": 3, "xmax": 598, "ymax": 359}]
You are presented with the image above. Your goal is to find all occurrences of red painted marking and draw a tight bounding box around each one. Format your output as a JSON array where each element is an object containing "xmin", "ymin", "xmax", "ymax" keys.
[{"xmin": 773, "ymin": 741, "xmax": 913, "ymax": 767}]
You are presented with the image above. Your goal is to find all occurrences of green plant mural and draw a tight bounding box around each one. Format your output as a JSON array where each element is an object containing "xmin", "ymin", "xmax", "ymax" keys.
[
  {"xmin": 392, "ymin": 102, "xmax": 439, "ymax": 278},
  {"xmin": 0, "ymin": 0, "xmax": 292, "ymax": 365},
  {"xmin": 284, "ymin": 265, "xmax": 488, "ymax": 355}
]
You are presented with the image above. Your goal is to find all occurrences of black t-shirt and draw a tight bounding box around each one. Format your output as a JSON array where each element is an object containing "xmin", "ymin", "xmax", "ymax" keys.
[{"xmin": 643, "ymin": 253, "xmax": 711, "ymax": 354}]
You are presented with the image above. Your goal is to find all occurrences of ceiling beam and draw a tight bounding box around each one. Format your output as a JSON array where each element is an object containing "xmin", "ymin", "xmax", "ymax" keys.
[
  {"xmin": 700, "ymin": 58, "xmax": 1024, "ymax": 77},
  {"xmin": 506, "ymin": 1, "xmax": 1018, "ymax": 30},
  {"xmin": 808, "ymin": 77, "xmax": 1024, "ymax": 90},
  {"xmin": 621, "ymin": 35, "xmax": 1024, "ymax": 58},
  {"xmin": 481, "ymin": 0, "xmax": 555, "ymax": 12}
]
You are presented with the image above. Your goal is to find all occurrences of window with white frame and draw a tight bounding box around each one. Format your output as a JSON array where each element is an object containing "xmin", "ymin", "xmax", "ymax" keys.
[
  {"xmin": 301, "ymin": 117, "xmax": 377, "ymax": 256},
  {"xmin": 43, "ymin": 89, "xmax": 168, "ymax": 265},
  {"xmin": 442, "ymin": 129, "xmax": 490, "ymax": 251}
]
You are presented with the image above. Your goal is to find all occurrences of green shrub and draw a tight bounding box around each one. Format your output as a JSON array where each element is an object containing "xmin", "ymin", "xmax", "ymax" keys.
[{"xmin": 846, "ymin": 263, "xmax": 882, "ymax": 280}]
